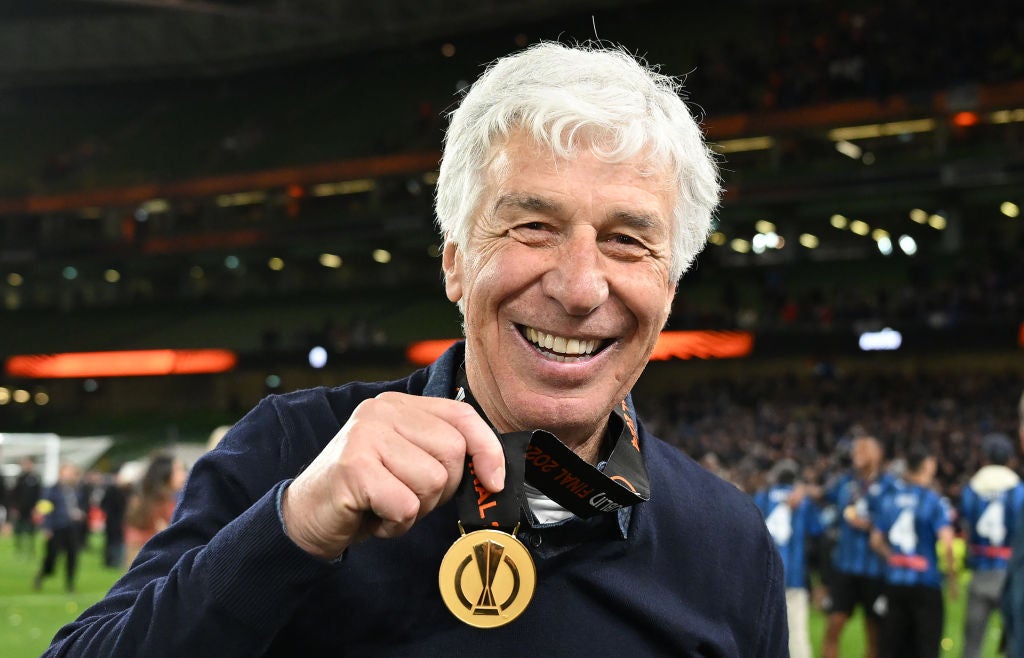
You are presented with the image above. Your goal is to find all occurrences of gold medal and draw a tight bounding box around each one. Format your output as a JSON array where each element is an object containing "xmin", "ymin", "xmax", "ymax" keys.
[{"xmin": 438, "ymin": 527, "xmax": 536, "ymax": 628}]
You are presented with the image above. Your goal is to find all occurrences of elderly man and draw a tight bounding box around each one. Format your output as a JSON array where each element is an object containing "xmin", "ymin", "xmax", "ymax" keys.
[{"xmin": 43, "ymin": 43, "xmax": 787, "ymax": 657}]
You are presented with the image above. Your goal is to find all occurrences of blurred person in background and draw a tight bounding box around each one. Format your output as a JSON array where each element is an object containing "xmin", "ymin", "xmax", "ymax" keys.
[
  {"xmin": 11, "ymin": 456, "xmax": 42, "ymax": 557},
  {"xmin": 820, "ymin": 435, "xmax": 894, "ymax": 658},
  {"xmin": 206, "ymin": 424, "xmax": 232, "ymax": 452},
  {"xmin": 870, "ymin": 442, "xmax": 957, "ymax": 658},
  {"xmin": 40, "ymin": 42, "xmax": 787, "ymax": 657},
  {"xmin": 959, "ymin": 432, "xmax": 1024, "ymax": 658},
  {"xmin": 99, "ymin": 468, "xmax": 133, "ymax": 569},
  {"xmin": 753, "ymin": 458, "xmax": 824, "ymax": 658},
  {"xmin": 0, "ymin": 457, "xmax": 8, "ymax": 529},
  {"xmin": 34, "ymin": 462, "xmax": 88, "ymax": 593},
  {"xmin": 80, "ymin": 469, "xmax": 106, "ymax": 550},
  {"xmin": 123, "ymin": 451, "xmax": 187, "ymax": 566},
  {"xmin": 1003, "ymin": 390, "xmax": 1024, "ymax": 658}
]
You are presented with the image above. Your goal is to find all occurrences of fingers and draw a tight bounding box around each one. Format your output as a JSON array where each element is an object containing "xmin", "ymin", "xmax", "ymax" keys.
[
  {"xmin": 379, "ymin": 392, "xmax": 505, "ymax": 493},
  {"xmin": 283, "ymin": 392, "xmax": 507, "ymax": 558},
  {"xmin": 347, "ymin": 395, "xmax": 506, "ymax": 539}
]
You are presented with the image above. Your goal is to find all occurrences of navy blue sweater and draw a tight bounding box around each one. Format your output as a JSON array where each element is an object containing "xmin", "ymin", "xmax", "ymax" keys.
[{"xmin": 44, "ymin": 343, "xmax": 787, "ymax": 657}]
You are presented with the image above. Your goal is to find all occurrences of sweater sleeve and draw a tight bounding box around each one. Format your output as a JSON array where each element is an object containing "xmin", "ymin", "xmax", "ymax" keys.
[{"xmin": 42, "ymin": 393, "xmax": 341, "ymax": 658}]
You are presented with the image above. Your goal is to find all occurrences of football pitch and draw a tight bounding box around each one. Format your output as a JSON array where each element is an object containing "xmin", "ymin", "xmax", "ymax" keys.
[{"xmin": 0, "ymin": 532, "xmax": 1006, "ymax": 657}]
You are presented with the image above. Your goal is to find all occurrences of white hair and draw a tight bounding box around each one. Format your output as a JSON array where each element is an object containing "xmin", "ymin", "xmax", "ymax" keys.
[{"xmin": 435, "ymin": 41, "xmax": 721, "ymax": 282}]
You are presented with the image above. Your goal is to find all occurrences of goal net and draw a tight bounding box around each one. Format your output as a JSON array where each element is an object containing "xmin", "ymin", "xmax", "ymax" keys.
[{"xmin": 0, "ymin": 433, "xmax": 113, "ymax": 487}]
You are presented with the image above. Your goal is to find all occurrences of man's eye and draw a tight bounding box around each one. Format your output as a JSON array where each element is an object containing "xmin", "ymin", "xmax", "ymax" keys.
[
  {"xmin": 608, "ymin": 233, "xmax": 647, "ymax": 248},
  {"xmin": 602, "ymin": 233, "xmax": 651, "ymax": 259},
  {"xmin": 518, "ymin": 221, "xmax": 548, "ymax": 231}
]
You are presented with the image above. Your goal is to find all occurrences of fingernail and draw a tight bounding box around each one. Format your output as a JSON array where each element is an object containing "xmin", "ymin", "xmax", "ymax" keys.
[{"xmin": 493, "ymin": 464, "xmax": 506, "ymax": 491}]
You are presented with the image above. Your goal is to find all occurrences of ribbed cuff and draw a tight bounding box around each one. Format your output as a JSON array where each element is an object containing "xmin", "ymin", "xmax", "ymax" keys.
[{"xmin": 205, "ymin": 480, "xmax": 335, "ymax": 630}]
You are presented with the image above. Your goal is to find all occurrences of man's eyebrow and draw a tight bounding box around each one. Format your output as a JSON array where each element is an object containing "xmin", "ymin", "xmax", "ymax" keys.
[
  {"xmin": 610, "ymin": 209, "xmax": 663, "ymax": 231},
  {"xmin": 492, "ymin": 193, "xmax": 562, "ymax": 216}
]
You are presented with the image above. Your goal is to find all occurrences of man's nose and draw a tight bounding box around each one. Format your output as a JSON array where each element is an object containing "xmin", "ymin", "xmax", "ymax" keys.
[{"xmin": 541, "ymin": 233, "xmax": 609, "ymax": 315}]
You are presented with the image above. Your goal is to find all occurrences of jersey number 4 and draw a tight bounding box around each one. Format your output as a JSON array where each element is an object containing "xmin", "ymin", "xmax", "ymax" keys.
[
  {"xmin": 889, "ymin": 508, "xmax": 918, "ymax": 554},
  {"xmin": 765, "ymin": 504, "xmax": 793, "ymax": 546},
  {"xmin": 976, "ymin": 500, "xmax": 1007, "ymax": 546}
]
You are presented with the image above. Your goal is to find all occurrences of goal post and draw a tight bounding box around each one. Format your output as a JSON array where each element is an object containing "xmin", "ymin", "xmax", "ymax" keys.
[{"xmin": 0, "ymin": 433, "xmax": 113, "ymax": 486}]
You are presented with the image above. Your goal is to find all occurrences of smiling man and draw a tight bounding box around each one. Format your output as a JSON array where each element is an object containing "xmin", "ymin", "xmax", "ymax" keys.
[
  {"xmin": 43, "ymin": 43, "xmax": 787, "ymax": 657},
  {"xmin": 445, "ymin": 131, "xmax": 678, "ymax": 464}
]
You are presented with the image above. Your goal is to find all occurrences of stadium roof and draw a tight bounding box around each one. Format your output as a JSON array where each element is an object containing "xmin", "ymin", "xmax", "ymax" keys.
[{"xmin": 0, "ymin": 0, "xmax": 646, "ymax": 86}]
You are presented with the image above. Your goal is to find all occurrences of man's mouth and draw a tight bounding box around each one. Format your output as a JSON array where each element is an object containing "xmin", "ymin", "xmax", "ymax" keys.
[{"xmin": 520, "ymin": 325, "xmax": 609, "ymax": 362}]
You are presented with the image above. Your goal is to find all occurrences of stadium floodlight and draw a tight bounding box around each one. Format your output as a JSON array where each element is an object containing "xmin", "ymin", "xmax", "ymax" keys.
[
  {"xmin": 799, "ymin": 234, "xmax": 819, "ymax": 249},
  {"xmin": 898, "ymin": 235, "xmax": 918, "ymax": 255},
  {"xmin": 858, "ymin": 327, "xmax": 903, "ymax": 352},
  {"xmin": 752, "ymin": 233, "xmax": 767, "ymax": 254},
  {"xmin": 308, "ymin": 346, "xmax": 328, "ymax": 369},
  {"xmin": 835, "ymin": 140, "xmax": 862, "ymax": 159}
]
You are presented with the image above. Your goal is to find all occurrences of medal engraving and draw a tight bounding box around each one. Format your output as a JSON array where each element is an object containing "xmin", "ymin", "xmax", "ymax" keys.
[{"xmin": 439, "ymin": 529, "xmax": 535, "ymax": 628}]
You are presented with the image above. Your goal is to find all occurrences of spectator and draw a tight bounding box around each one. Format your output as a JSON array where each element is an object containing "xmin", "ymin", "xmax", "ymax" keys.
[
  {"xmin": 123, "ymin": 451, "xmax": 187, "ymax": 567},
  {"xmin": 11, "ymin": 457, "xmax": 42, "ymax": 557},
  {"xmin": 11, "ymin": 456, "xmax": 43, "ymax": 556},
  {"xmin": 34, "ymin": 462, "xmax": 88, "ymax": 593},
  {"xmin": 100, "ymin": 470, "xmax": 132, "ymax": 569}
]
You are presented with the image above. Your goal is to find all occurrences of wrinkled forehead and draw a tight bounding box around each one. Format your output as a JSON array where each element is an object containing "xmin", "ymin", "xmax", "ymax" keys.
[{"xmin": 481, "ymin": 129, "xmax": 674, "ymax": 194}]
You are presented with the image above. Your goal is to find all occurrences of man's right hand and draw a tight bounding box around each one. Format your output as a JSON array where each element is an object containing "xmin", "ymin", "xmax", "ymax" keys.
[{"xmin": 281, "ymin": 392, "xmax": 505, "ymax": 560}]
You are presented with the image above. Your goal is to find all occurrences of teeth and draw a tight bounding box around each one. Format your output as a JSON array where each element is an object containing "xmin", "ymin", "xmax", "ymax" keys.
[{"xmin": 523, "ymin": 327, "xmax": 599, "ymax": 357}]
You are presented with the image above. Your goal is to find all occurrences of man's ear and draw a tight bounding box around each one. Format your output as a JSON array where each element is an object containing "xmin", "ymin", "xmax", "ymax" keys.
[{"xmin": 442, "ymin": 242, "xmax": 463, "ymax": 304}]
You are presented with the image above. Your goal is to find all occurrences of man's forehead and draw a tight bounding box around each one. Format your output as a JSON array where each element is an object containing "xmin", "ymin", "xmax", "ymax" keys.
[{"xmin": 485, "ymin": 135, "xmax": 672, "ymax": 193}]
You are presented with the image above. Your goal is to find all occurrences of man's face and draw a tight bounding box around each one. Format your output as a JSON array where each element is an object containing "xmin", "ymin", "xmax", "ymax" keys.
[
  {"xmin": 443, "ymin": 131, "xmax": 677, "ymax": 449},
  {"xmin": 920, "ymin": 455, "xmax": 937, "ymax": 485},
  {"xmin": 59, "ymin": 464, "xmax": 79, "ymax": 485},
  {"xmin": 852, "ymin": 438, "xmax": 881, "ymax": 472}
]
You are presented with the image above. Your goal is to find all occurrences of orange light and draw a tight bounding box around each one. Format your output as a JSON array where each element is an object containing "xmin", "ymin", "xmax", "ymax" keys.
[
  {"xmin": 406, "ymin": 331, "xmax": 754, "ymax": 367},
  {"xmin": 407, "ymin": 339, "xmax": 459, "ymax": 366},
  {"xmin": 952, "ymin": 111, "xmax": 979, "ymax": 127},
  {"xmin": 648, "ymin": 330, "xmax": 754, "ymax": 361},
  {"xmin": 5, "ymin": 349, "xmax": 237, "ymax": 378},
  {"xmin": 1019, "ymin": 322, "xmax": 1024, "ymax": 348}
]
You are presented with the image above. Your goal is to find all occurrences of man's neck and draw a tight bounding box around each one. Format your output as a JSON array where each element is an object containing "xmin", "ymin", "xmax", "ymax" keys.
[
  {"xmin": 567, "ymin": 428, "xmax": 608, "ymax": 466},
  {"xmin": 906, "ymin": 473, "xmax": 930, "ymax": 487},
  {"xmin": 856, "ymin": 466, "xmax": 877, "ymax": 482}
]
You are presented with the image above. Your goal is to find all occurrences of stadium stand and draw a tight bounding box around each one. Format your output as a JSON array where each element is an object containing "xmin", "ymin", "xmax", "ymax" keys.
[{"xmin": 0, "ymin": 0, "xmax": 1022, "ymax": 501}]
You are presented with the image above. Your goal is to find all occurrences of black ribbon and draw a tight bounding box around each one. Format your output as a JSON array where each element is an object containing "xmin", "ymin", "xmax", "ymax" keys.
[{"xmin": 453, "ymin": 369, "xmax": 650, "ymax": 529}]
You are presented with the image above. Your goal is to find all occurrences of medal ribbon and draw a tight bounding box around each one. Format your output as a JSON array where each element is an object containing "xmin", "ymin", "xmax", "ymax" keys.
[{"xmin": 454, "ymin": 369, "xmax": 650, "ymax": 526}]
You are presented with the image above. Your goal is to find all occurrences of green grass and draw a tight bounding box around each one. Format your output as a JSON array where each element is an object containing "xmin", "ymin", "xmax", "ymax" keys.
[
  {"xmin": 0, "ymin": 531, "xmax": 122, "ymax": 658},
  {"xmin": 0, "ymin": 531, "xmax": 1008, "ymax": 657},
  {"xmin": 807, "ymin": 575, "xmax": 1004, "ymax": 657}
]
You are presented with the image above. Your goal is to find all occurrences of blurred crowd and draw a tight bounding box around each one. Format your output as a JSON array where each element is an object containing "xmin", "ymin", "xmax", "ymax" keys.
[
  {"xmin": 671, "ymin": 247, "xmax": 1024, "ymax": 334},
  {"xmin": 637, "ymin": 364, "xmax": 1023, "ymax": 505},
  {"xmin": 689, "ymin": 0, "xmax": 1024, "ymax": 114}
]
